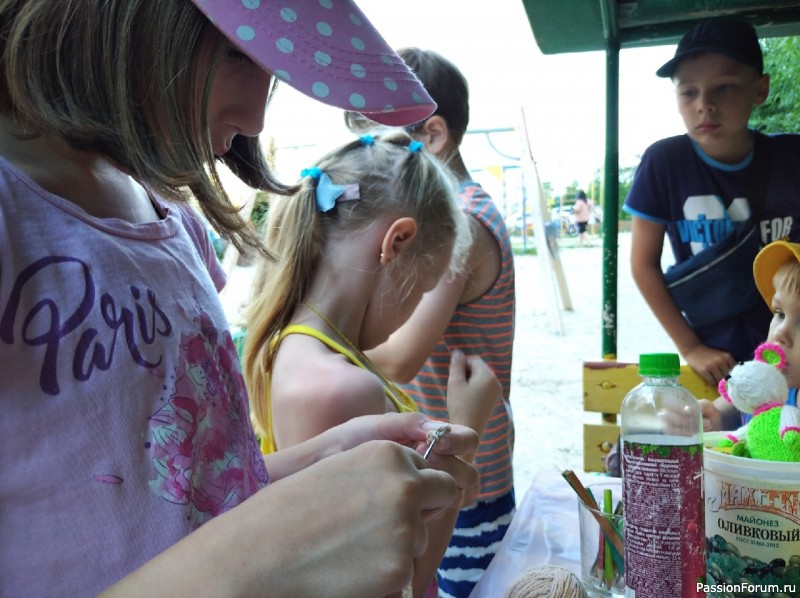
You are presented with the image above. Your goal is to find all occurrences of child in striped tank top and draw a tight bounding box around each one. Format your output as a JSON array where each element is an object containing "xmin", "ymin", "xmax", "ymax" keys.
[{"xmin": 346, "ymin": 48, "xmax": 518, "ymax": 598}]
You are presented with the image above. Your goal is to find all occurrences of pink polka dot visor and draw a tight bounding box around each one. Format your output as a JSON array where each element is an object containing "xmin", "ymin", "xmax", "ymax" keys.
[{"xmin": 191, "ymin": 0, "xmax": 436, "ymax": 126}]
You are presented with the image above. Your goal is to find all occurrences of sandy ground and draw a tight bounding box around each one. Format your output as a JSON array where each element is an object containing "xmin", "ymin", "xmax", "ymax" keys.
[
  {"xmin": 220, "ymin": 231, "xmax": 676, "ymax": 500},
  {"xmin": 508, "ymin": 231, "xmax": 675, "ymax": 498}
]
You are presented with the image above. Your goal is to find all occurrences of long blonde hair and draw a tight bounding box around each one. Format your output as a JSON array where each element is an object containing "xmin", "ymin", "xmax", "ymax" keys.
[
  {"xmin": 244, "ymin": 131, "xmax": 469, "ymax": 433},
  {"xmin": 0, "ymin": 0, "xmax": 293, "ymax": 253}
]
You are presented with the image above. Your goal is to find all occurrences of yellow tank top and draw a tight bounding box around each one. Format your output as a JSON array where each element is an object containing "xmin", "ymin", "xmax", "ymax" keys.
[{"xmin": 259, "ymin": 324, "xmax": 417, "ymax": 454}]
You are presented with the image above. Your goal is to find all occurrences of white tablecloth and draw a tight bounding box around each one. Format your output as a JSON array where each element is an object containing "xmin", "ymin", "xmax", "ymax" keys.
[{"xmin": 471, "ymin": 469, "xmax": 608, "ymax": 597}]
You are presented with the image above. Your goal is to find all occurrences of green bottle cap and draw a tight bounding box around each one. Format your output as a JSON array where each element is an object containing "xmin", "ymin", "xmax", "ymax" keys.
[{"xmin": 638, "ymin": 353, "xmax": 680, "ymax": 377}]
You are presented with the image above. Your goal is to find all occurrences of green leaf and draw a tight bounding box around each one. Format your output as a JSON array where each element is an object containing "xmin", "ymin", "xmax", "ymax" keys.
[{"xmin": 751, "ymin": 37, "xmax": 800, "ymax": 134}]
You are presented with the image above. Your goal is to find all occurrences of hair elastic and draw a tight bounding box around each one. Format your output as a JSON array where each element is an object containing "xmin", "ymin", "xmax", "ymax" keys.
[
  {"xmin": 359, "ymin": 134, "xmax": 375, "ymax": 146},
  {"xmin": 301, "ymin": 167, "xmax": 323, "ymax": 181},
  {"xmin": 301, "ymin": 167, "xmax": 360, "ymax": 213},
  {"xmin": 407, "ymin": 140, "xmax": 424, "ymax": 153}
]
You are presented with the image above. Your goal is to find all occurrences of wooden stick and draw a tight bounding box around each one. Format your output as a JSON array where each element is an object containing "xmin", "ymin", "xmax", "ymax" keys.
[{"xmin": 561, "ymin": 469, "xmax": 625, "ymax": 556}]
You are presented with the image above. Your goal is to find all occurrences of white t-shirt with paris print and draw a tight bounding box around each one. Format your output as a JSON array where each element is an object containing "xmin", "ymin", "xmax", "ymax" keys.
[{"xmin": 0, "ymin": 157, "xmax": 268, "ymax": 596}]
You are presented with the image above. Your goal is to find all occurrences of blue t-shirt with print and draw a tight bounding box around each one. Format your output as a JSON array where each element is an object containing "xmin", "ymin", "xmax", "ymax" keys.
[{"xmin": 624, "ymin": 131, "xmax": 800, "ymax": 361}]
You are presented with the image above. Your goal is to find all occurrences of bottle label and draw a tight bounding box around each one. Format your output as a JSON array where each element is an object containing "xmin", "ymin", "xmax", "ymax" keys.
[{"xmin": 622, "ymin": 438, "xmax": 706, "ymax": 597}]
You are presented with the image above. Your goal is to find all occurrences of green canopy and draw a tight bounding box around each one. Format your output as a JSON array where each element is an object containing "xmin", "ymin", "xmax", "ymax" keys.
[
  {"xmin": 524, "ymin": 1, "xmax": 800, "ymax": 54},
  {"xmin": 520, "ymin": 0, "xmax": 800, "ymax": 358}
]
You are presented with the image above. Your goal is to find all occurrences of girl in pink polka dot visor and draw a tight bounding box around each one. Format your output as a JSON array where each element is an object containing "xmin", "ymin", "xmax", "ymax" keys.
[
  {"xmin": 193, "ymin": 0, "xmax": 436, "ymax": 126},
  {"xmin": 0, "ymin": 2, "xmax": 475, "ymax": 597}
]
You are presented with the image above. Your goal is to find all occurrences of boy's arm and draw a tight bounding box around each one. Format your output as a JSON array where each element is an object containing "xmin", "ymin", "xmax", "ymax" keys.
[{"xmin": 630, "ymin": 217, "xmax": 736, "ymax": 386}]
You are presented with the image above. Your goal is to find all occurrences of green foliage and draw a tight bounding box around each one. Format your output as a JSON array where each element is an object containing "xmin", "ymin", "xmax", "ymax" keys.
[
  {"xmin": 250, "ymin": 191, "xmax": 270, "ymax": 234},
  {"xmin": 588, "ymin": 165, "xmax": 636, "ymax": 221},
  {"xmin": 750, "ymin": 36, "xmax": 800, "ymax": 134},
  {"xmin": 618, "ymin": 166, "xmax": 635, "ymax": 220},
  {"xmin": 564, "ymin": 181, "xmax": 580, "ymax": 203},
  {"xmin": 511, "ymin": 243, "xmax": 538, "ymax": 256}
]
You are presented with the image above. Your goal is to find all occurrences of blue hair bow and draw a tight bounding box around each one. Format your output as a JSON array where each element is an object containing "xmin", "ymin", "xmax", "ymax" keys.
[{"xmin": 301, "ymin": 167, "xmax": 360, "ymax": 213}]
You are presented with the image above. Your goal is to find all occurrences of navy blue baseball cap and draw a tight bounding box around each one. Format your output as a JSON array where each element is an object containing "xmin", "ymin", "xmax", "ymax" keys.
[{"xmin": 656, "ymin": 17, "xmax": 763, "ymax": 78}]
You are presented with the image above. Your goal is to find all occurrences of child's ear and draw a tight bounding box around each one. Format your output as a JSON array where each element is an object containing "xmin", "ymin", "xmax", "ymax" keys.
[
  {"xmin": 418, "ymin": 115, "xmax": 452, "ymax": 157},
  {"xmin": 754, "ymin": 73, "xmax": 770, "ymax": 106},
  {"xmin": 379, "ymin": 217, "xmax": 417, "ymax": 265}
]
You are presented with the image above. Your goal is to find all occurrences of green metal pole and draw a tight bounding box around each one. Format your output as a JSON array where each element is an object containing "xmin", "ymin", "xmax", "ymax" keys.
[{"xmin": 600, "ymin": 1, "xmax": 619, "ymax": 360}]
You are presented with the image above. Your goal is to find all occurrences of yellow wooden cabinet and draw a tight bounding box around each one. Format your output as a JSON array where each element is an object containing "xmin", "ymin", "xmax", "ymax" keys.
[{"xmin": 582, "ymin": 361, "xmax": 718, "ymax": 472}]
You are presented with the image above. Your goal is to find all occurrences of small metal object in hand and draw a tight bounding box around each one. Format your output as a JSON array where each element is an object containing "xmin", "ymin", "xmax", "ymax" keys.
[{"xmin": 422, "ymin": 424, "xmax": 451, "ymax": 460}]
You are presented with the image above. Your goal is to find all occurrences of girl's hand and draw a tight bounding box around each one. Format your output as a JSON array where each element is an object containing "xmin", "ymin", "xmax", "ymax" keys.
[
  {"xmin": 444, "ymin": 350, "xmax": 502, "ymax": 504},
  {"xmin": 446, "ymin": 350, "xmax": 502, "ymax": 451},
  {"xmin": 323, "ymin": 411, "xmax": 479, "ymax": 457},
  {"xmin": 659, "ymin": 396, "xmax": 739, "ymax": 435},
  {"xmin": 307, "ymin": 412, "xmax": 480, "ymax": 501},
  {"xmin": 256, "ymin": 440, "xmax": 463, "ymax": 597},
  {"xmin": 107, "ymin": 435, "xmax": 462, "ymax": 598}
]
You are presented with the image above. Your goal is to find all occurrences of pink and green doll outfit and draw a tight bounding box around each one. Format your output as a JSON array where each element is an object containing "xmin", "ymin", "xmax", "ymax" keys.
[{"xmin": 717, "ymin": 342, "xmax": 800, "ymax": 461}]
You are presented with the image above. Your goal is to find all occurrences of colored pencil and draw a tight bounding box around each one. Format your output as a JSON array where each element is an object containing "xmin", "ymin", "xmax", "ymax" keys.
[{"xmin": 561, "ymin": 469, "xmax": 625, "ymax": 556}]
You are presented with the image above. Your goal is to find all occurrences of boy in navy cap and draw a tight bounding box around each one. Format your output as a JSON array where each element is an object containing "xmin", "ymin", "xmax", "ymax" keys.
[{"xmin": 623, "ymin": 16, "xmax": 800, "ymax": 398}]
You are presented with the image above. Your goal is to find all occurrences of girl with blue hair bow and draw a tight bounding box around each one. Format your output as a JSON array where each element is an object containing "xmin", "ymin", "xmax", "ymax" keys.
[{"xmin": 244, "ymin": 130, "xmax": 502, "ymax": 597}]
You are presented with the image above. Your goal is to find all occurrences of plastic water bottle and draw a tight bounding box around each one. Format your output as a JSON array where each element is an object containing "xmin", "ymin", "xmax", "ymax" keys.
[{"xmin": 620, "ymin": 353, "xmax": 706, "ymax": 598}]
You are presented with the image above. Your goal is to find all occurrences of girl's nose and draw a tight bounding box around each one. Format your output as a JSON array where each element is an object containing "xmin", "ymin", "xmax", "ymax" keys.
[
  {"xmin": 240, "ymin": 94, "xmax": 269, "ymax": 136},
  {"xmin": 234, "ymin": 71, "xmax": 272, "ymax": 138}
]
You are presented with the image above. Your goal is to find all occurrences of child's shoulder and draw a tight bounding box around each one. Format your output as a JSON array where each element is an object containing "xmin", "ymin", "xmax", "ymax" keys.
[
  {"xmin": 273, "ymin": 335, "xmax": 389, "ymax": 419},
  {"xmin": 644, "ymin": 134, "xmax": 692, "ymax": 156},
  {"xmin": 633, "ymin": 135, "xmax": 694, "ymax": 174},
  {"xmin": 756, "ymin": 131, "xmax": 800, "ymax": 154},
  {"xmin": 321, "ymin": 364, "xmax": 389, "ymax": 420}
]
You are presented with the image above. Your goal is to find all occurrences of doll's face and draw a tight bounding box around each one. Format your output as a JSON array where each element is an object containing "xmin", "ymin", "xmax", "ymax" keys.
[
  {"xmin": 768, "ymin": 287, "xmax": 800, "ymax": 388},
  {"xmin": 726, "ymin": 360, "xmax": 788, "ymax": 414}
]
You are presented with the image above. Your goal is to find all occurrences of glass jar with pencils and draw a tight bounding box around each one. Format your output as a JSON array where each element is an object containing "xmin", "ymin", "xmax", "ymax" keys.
[{"xmin": 576, "ymin": 477, "xmax": 625, "ymax": 596}]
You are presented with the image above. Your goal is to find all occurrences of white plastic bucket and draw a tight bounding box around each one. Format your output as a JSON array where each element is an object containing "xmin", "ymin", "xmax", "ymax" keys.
[{"xmin": 703, "ymin": 447, "xmax": 800, "ymax": 597}]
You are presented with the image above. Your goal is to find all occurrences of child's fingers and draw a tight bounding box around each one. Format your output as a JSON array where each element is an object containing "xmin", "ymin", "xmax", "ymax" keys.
[
  {"xmin": 449, "ymin": 348, "xmax": 466, "ymax": 380},
  {"xmin": 658, "ymin": 400, "xmax": 701, "ymax": 435},
  {"xmin": 462, "ymin": 355, "xmax": 500, "ymax": 397}
]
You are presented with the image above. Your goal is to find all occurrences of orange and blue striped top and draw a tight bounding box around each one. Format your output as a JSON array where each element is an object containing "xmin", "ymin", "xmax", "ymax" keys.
[{"xmin": 402, "ymin": 182, "xmax": 516, "ymax": 501}]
